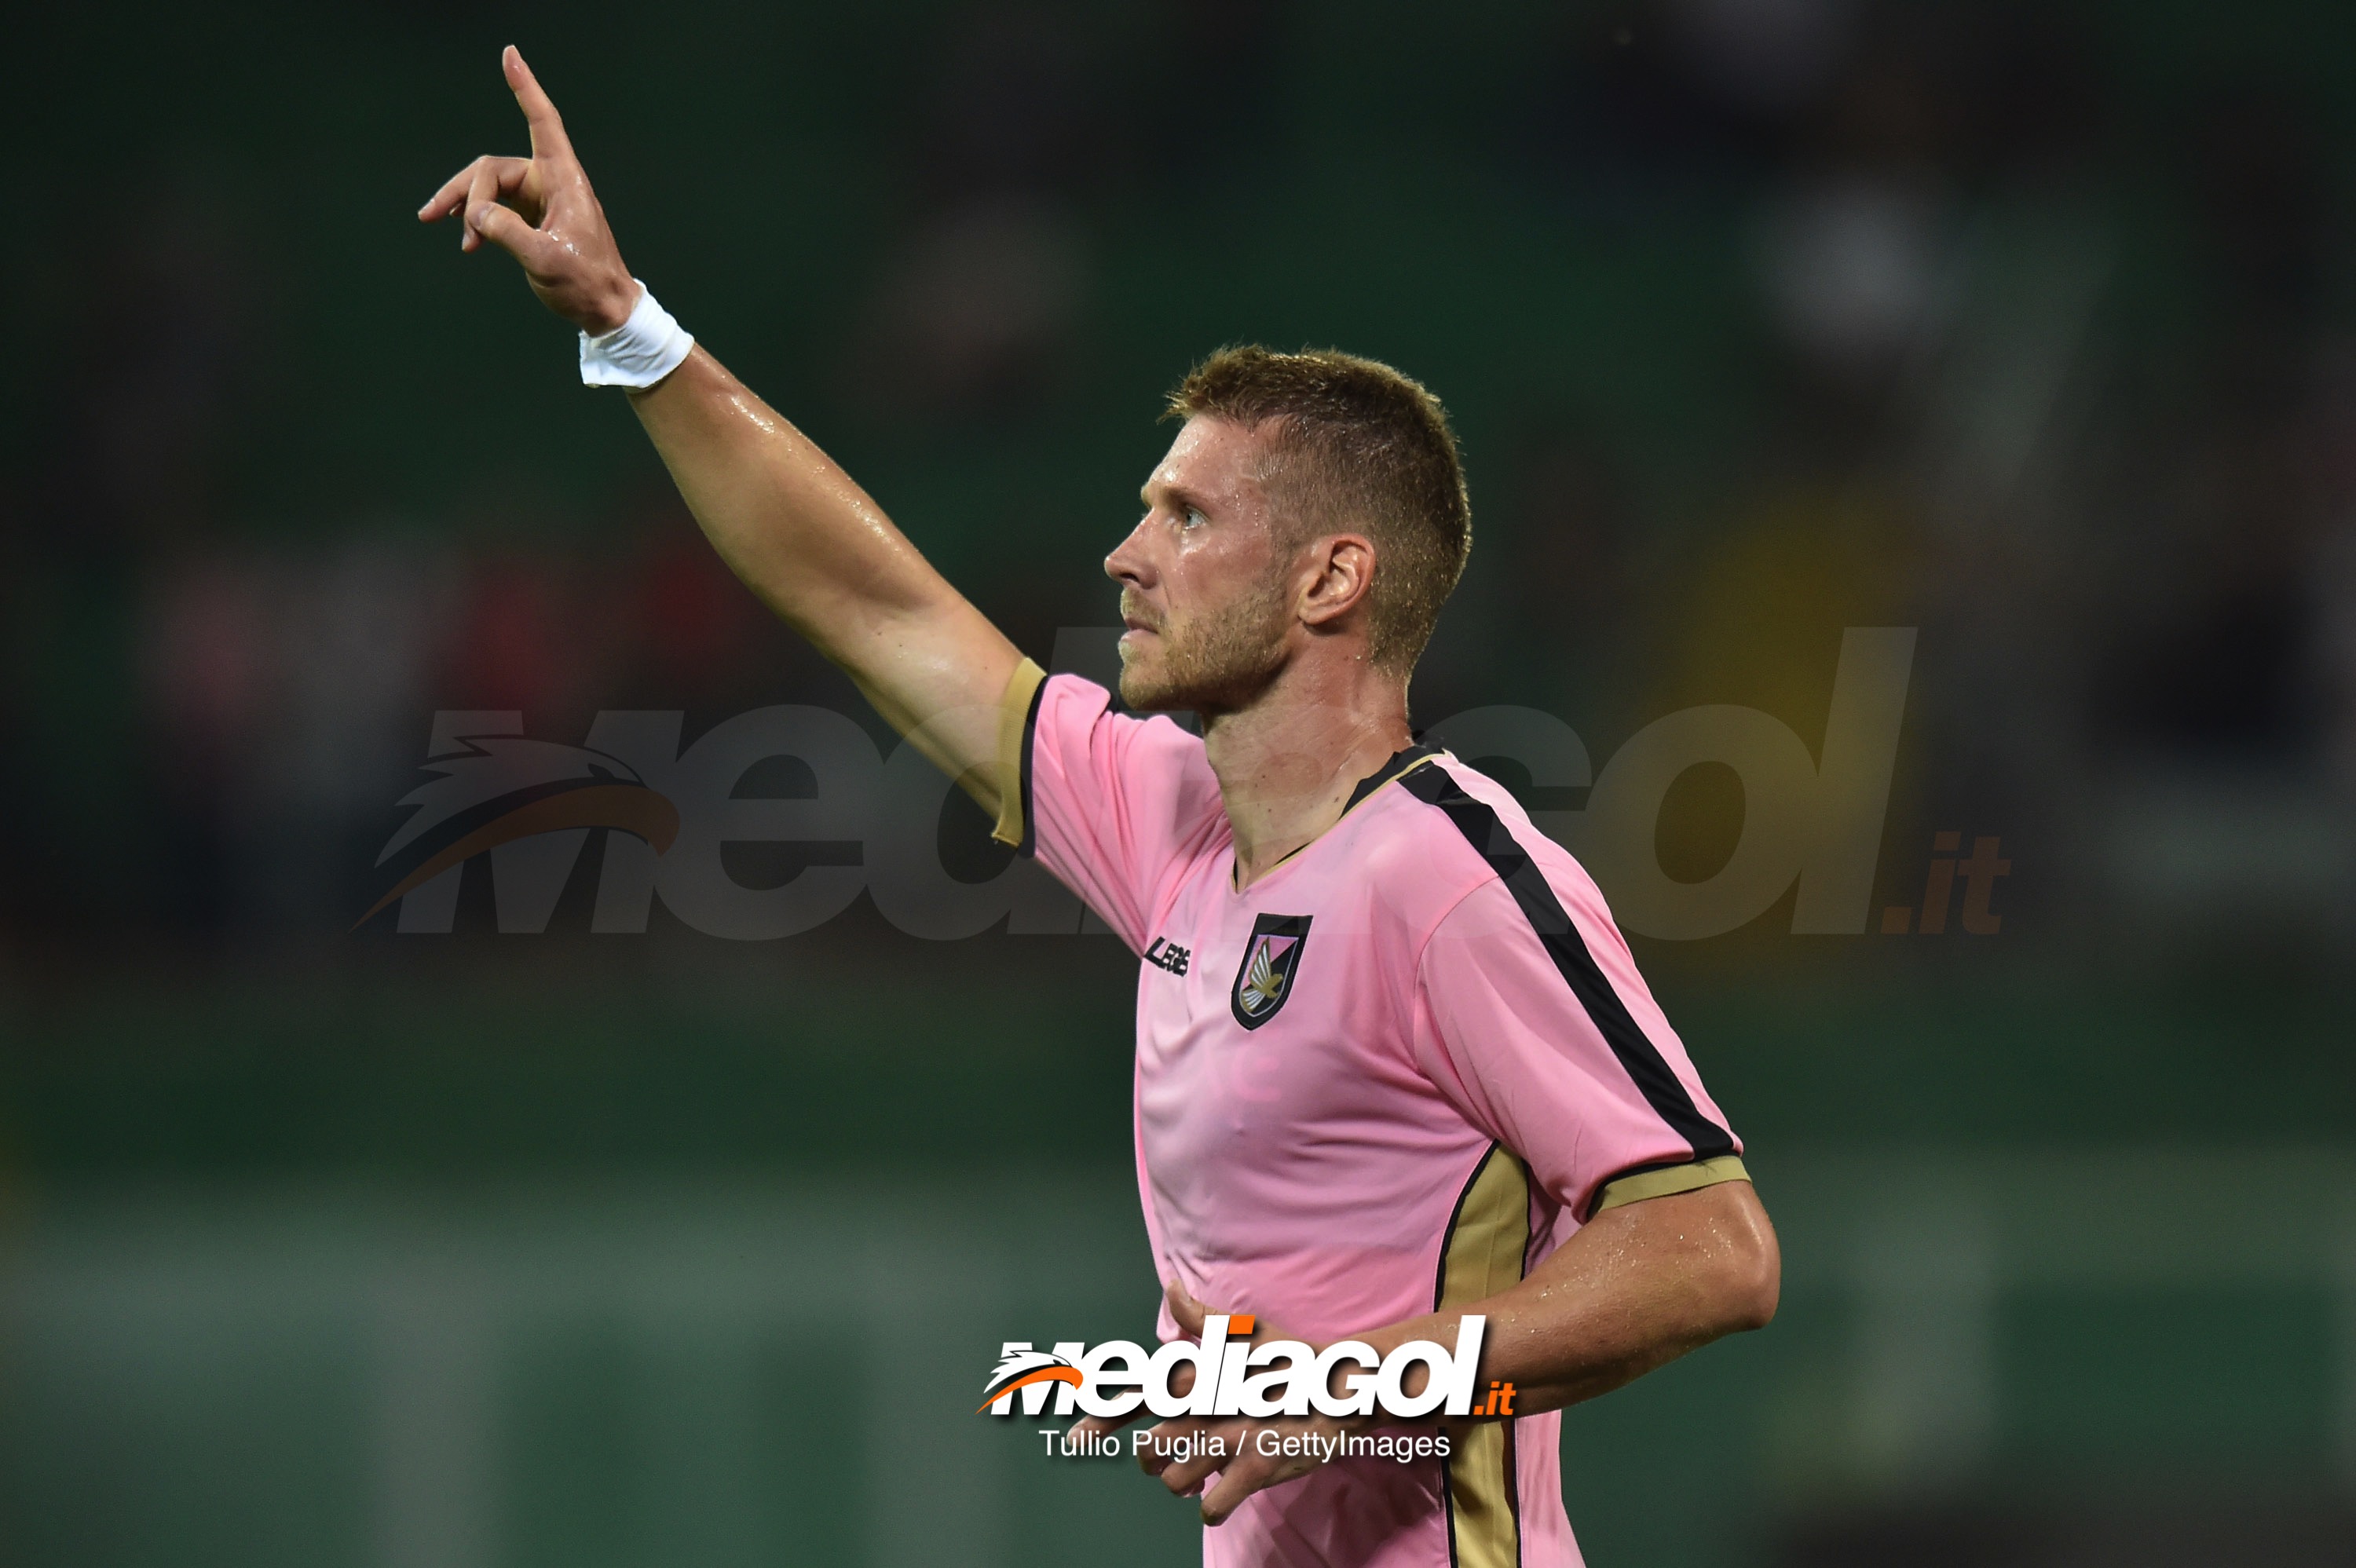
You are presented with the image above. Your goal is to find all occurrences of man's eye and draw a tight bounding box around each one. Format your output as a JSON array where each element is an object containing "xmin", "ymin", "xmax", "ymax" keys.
[{"xmin": 1182, "ymin": 506, "xmax": 1207, "ymax": 529}]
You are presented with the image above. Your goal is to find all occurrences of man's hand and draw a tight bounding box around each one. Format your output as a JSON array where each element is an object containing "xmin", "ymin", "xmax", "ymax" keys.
[
  {"xmin": 1140, "ymin": 1407, "xmax": 1376, "ymax": 1526},
  {"xmin": 418, "ymin": 46, "xmax": 638, "ymax": 334},
  {"xmin": 1080, "ymin": 1281, "xmax": 1361, "ymax": 1526},
  {"xmin": 414, "ymin": 44, "xmax": 1023, "ymax": 818},
  {"xmin": 1063, "ymin": 1281, "xmax": 1238, "ymax": 1452}
]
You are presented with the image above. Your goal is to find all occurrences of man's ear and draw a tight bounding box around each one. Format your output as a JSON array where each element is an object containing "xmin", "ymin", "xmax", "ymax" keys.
[{"xmin": 1297, "ymin": 534, "xmax": 1376, "ymax": 629}]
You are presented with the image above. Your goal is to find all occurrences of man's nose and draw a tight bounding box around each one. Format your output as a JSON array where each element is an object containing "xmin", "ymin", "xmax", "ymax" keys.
[{"xmin": 1104, "ymin": 516, "xmax": 1154, "ymax": 587}]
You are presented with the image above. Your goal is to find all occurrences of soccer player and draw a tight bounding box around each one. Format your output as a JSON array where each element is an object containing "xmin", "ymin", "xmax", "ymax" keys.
[{"xmin": 424, "ymin": 48, "xmax": 1780, "ymax": 1568}]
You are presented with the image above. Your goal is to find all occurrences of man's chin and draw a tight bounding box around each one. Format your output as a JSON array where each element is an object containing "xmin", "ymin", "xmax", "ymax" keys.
[
  {"xmin": 1118, "ymin": 652, "xmax": 1219, "ymax": 714},
  {"xmin": 1117, "ymin": 622, "xmax": 1286, "ymax": 715},
  {"xmin": 1116, "ymin": 667, "xmax": 1187, "ymax": 713},
  {"xmin": 1120, "ymin": 665, "xmax": 1274, "ymax": 718}
]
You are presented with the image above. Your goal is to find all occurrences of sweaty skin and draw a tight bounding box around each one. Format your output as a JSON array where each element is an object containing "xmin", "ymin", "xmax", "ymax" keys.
[{"xmin": 423, "ymin": 46, "xmax": 1780, "ymax": 1527}]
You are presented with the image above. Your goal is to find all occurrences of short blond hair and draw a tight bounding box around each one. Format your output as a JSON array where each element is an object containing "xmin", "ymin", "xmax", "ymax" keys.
[{"xmin": 1166, "ymin": 345, "xmax": 1472, "ymax": 672}]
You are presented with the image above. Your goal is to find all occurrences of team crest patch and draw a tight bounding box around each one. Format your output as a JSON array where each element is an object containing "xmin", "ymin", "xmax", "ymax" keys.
[{"xmin": 1231, "ymin": 914, "xmax": 1312, "ymax": 1030}]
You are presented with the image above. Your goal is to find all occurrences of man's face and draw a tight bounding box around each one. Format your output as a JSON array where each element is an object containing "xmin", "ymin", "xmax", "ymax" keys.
[{"xmin": 1105, "ymin": 415, "xmax": 1297, "ymax": 714}]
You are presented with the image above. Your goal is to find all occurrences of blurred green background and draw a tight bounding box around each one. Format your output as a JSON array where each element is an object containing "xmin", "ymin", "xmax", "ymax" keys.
[{"xmin": 5, "ymin": 1, "xmax": 2356, "ymax": 1564}]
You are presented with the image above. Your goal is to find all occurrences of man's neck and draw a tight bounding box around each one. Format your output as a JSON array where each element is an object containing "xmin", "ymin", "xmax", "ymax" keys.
[{"xmin": 1201, "ymin": 656, "xmax": 1414, "ymax": 889}]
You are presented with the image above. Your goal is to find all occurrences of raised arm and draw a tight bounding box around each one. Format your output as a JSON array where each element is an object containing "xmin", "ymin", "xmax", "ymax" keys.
[{"xmin": 419, "ymin": 46, "xmax": 1023, "ymax": 811}]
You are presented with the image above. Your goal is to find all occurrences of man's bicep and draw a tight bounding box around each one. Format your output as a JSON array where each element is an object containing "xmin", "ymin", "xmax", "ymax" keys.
[
  {"xmin": 631, "ymin": 350, "xmax": 1026, "ymax": 806},
  {"xmin": 843, "ymin": 598, "xmax": 1027, "ymax": 821},
  {"xmin": 1564, "ymin": 1175, "xmax": 1779, "ymax": 1329}
]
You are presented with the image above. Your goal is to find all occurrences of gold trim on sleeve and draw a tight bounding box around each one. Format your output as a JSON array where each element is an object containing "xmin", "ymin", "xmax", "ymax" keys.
[
  {"xmin": 990, "ymin": 658, "xmax": 1048, "ymax": 848},
  {"xmin": 1436, "ymin": 1144, "xmax": 1530, "ymax": 1568},
  {"xmin": 1593, "ymin": 1155, "xmax": 1751, "ymax": 1215}
]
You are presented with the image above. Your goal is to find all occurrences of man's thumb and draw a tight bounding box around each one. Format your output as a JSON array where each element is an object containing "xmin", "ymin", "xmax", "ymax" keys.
[
  {"xmin": 1165, "ymin": 1279, "xmax": 1210, "ymax": 1337},
  {"xmin": 468, "ymin": 201, "xmax": 543, "ymax": 263}
]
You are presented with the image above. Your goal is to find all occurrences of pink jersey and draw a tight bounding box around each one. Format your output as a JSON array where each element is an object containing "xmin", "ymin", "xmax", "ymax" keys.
[{"xmin": 994, "ymin": 666, "xmax": 1747, "ymax": 1568}]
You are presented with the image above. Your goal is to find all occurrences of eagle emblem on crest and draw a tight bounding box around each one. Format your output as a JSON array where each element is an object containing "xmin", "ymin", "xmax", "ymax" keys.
[{"xmin": 1230, "ymin": 913, "xmax": 1312, "ymax": 1029}]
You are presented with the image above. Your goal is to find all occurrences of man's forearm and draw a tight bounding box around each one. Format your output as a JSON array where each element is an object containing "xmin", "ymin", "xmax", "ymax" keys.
[
  {"xmin": 1129, "ymin": 1182, "xmax": 1780, "ymax": 1525},
  {"xmin": 627, "ymin": 348, "xmax": 1022, "ymax": 782},
  {"xmin": 423, "ymin": 53, "xmax": 1024, "ymax": 802},
  {"xmin": 1366, "ymin": 1180, "xmax": 1779, "ymax": 1418}
]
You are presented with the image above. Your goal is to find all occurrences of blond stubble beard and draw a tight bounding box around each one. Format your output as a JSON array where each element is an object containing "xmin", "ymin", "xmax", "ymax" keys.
[{"xmin": 1118, "ymin": 576, "xmax": 1293, "ymax": 715}]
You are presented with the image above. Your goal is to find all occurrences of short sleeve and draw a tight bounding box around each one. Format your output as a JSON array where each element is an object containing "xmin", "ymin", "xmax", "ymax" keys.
[
  {"xmin": 1412, "ymin": 872, "xmax": 1746, "ymax": 1222},
  {"xmin": 988, "ymin": 661, "xmax": 1223, "ymax": 953}
]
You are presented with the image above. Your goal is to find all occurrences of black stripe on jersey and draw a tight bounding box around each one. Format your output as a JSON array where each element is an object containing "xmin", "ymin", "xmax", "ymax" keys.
[
  {"xmin": 1593, "ymin": 1153, "xmax": 1751, "ymax": 1190},
  {"xmin": 1014, "ymin": 671, "xmax": 1048, "ymax": 859},
  {"xmin": 1344, "ymin": 742, "xmax": 1443, "ymax": 815},
  {"xmin": 1399, "ymin": 763, "xmax": 1736, "ymax": 1172}
]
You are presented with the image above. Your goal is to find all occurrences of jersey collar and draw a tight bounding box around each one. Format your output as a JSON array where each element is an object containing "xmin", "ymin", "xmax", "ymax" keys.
[
  {"xmin": 1341, "ymin": 742, "xmax": 1444, "ymax": 814},
  {"xmin": 1232, "ymin": 743, "xmax": 1448, "ymax": 891}
]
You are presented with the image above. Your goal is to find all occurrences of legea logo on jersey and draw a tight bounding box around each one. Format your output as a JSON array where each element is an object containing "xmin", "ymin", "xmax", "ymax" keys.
[
  {"xmin": 979, "ymin": 1314, "xmax": 1487, "ymax": 1421},
  {"xmin": 1231, "ymin": 915, "xmax": 1311, "ymax": 1029}
]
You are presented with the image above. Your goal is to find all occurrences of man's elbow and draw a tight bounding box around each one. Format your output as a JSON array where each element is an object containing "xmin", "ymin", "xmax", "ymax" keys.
[
  {"xmin": 1716, "ymin": 1240, "xmax": 1780, "ymax": 1332},
  {"xmin": 1700, "ymin": 1187, "xmax": 1781, "ymax": 1334}
]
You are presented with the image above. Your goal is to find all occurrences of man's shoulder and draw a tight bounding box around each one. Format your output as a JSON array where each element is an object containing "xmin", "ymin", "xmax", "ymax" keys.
[
  {"xmin": 1041, "ymin": 674, "xmax": 1216, "ymax": 784},
  {"xmin": 1375, "ymin": 752, "xmax": 1528, "ymax": 848},
  {"xmin": 1354, "ymin": 755, "xmax": 1607, "ymax": 929},
  {"xmin": 1338, "ymin": 757, "xmax": 1517, "ymax": 914}
]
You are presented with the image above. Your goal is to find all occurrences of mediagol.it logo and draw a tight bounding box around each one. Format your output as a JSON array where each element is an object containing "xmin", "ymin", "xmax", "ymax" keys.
[
  {"xmin": 980, "ymin": 1314, "xmax": 1498, "ymax": 1433},
  {"xmin": 364, "ymin": 627, "xmax": 1916, "ymax": 942}
]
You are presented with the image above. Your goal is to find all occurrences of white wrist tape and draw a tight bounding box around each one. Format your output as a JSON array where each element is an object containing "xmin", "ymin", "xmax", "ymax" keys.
[{"xmin": 578, "ymin": 281, "xmax": 694, "ymax": 388}]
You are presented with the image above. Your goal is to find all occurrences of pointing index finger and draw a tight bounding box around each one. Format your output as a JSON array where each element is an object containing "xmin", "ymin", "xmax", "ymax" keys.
[{"xmin": 502, "ymin": 45, "xmax": 574, "ymax": 164}]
